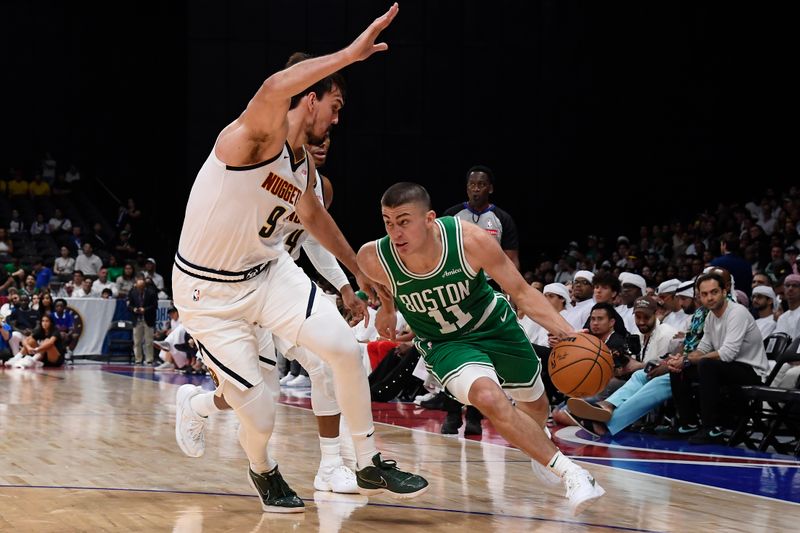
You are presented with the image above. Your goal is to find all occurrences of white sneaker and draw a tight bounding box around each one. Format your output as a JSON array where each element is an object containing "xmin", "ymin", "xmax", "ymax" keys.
[
  {"xmin": 4, "ymin": 354, "xmax": 23, "ymax": 367},
  {"xmin": 531, "ymin": 459, "xmax": 562, "ymax": 487},
  {"xmin": 279, "ymin": 373, "xmax": 296, "ymax": 386},
  {"xmin": 563, "ymin": 468, "xmax": 605, "ymax": 516},
  {"xmin": 286, "ymin": 374, "xmax": 311, "ymax": 388},
  {"xmin": 314, "ymin": 461, "xmax": 359, "ymax": 494},
  {"xmin": 155, "ymin": 361, "xmax": 176, "ymax": 371},
  {"xmin": 33, "ymin": 358, "xmax": 44, "ymax": 368},
  {"xmin": 414, "ymin": 391, "xmax": 437, "ymax": 405},
  {"xmin": 175, "ymin": 384, "xmax": 207, "ymax": 458},
  {"xmin": 15, "ymin": 355, "xmax": 35, "ymax": 368}
]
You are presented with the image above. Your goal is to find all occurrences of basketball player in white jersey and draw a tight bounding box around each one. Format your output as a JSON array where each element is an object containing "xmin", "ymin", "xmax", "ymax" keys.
[
  {"xmin": 177, "ymin": 131, "xmax": 363, "ymax": 494},
  {"xmin": 171, "ymin": 3, "xmax": 428, "ymax": 514}
]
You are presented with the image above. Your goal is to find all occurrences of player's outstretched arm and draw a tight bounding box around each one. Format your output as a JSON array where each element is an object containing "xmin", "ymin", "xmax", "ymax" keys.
[
  {"xmin": 460, "ymin": 221, "xmax": 573, "ymax": 338},
  {"xmin": 236, "ymin": 3, "xmax": 399, "ymax": 141}
]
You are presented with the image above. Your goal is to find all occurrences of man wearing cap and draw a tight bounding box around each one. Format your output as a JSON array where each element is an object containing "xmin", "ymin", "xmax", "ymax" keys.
[
  {"xmin": 563, "ymin": 271, "xmax": 595, "ymax": 330},
  {"xmin": 616, "ymin": 273, "xmax": 646, "ymax": 333},
  {"xmin": 567, "ymin": 298, "xmax": 680, "ymax": 438},
  {"xmin": 143, "ymin": 257, "xmax": 165, "ymax": 293},
  {"xmin": 656, "ymin": 279, "xmax": 680, "ymax": 330},
  {"xmin": 774, "ymin": 274, "xmax": 800, "ymax": 338},
  {"xmin": 751, "ymin": 286, "xmax": 777, "ymax": 338}
]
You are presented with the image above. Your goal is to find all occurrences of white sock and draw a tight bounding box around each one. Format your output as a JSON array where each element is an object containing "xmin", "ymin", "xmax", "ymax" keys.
[
  {"xmin": 351, "ymin": 429, "xmax": 378, "ymax": 470},
  {"xmin": 190, "ymin": 391, "xmax": 221, "ymax": 418},
  {"xmin": 546, "ymin": 450, "xmax": 581, "ymax": 478},
  {"xmin": 319, "ymin": 436, "xmax": 341, "ymax": 467}
]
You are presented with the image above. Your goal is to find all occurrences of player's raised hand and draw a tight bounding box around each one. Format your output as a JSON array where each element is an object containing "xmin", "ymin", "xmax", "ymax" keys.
[{"xmin": 345, "ymin": 3, "xmax": 399, "ymax": 62}]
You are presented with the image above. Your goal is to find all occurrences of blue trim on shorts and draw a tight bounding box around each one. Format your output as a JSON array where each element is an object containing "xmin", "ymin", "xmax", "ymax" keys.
[
  {"xmin": 197, "ymin": 341, "xmax": 253, "ymax": 388},
  {"xmin": 305, "ymin": 281, "xmax": 317, "ymax": 318}
]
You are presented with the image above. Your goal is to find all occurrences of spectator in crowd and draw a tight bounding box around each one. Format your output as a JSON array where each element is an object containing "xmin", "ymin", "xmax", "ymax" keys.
[
  {"xmin": 127, "ymin": 274, "xmax": 157, "ymax": 365},
  {"xmin": 116, "ymin": 197, "xmax": 142, "ymax": 230},
  {"xmin": 0, "ymin": 228, "xmax": 14, "ymax": 261},
  {"xmin": 100, "ymin": 288, "xmax": 113, "ymax": 299},
  {"xmin": 0, "ymin": 314, "xmax": 13, "ymax": 363},
  {"xmin": 65, "ymin": 164, "xmax": 81, "ymax": 186},
  {"xmin": 56, "ymin": 270, "xmax": 84, "ymax": 298},
  {"xmin": 32, "ymin": 257, "xmax": 53, "ymax": 291},
  {"xmin": 41, "ymin": 152, "xmax": 57, "ymax": 184},
  {"xmin": 37, "ymin": 292, "xmax": 55, "ymax": 319},
  {"xmin": 751, "ymin": 272, "xmax": 771, "ymax": 289},
  {"xmin": 75, "ymin": 243, "xmax": 103, "ymax": 277},
  {"xmin": 20, "ymin": 274, "xmax": 38, "ymax": 299},
  {"xmin": 114, "ymin": 230, "xmax": 137, "ymax": 264},
  {"xmin": 774, "ymin": 274, "xmax": 800, "ymax": 338},
  {"xmin": 52, "ymin": 298, "xmax": 79, "ymax": 357},
  {"xmin": 74, "ymin": 278, "xmax": 95, "ymax": 298},
  {"xmin": 751, "ymin": 285, "xmax": 777, "ymax": 339},
  {"xmin": 53, "ymin": 246, "xmax": 75, "ymax": 282},
  {"xmin": 29, "ymin": 173, "xmax": 51, "ymax": 198},
  {"xmin": 0, "ymin": 289, "xmax": 19, "ymax": 319},
  {"xmin": 115, "ymin": 263, "xmax": 136, "ymax": 299},
  {"xmin": 91, "ymin": 267, "xmax": 118, "ymax": 298},
  {"xmin": 64, "ymin": 226, "xmax": 84, "ymax": 254},
  {"xmin": 8, "ymin": 294, "xmax": 39, "ymax": 336},
  {"xmin": 666, "ymin": 272, "xmax": 769, "ymax": 444},
  {"xmin": 786, "ymin": 246, "xmax": 799, "ymax": 275},
  {"xmin": 105, "ymin": 255, "xmax": 124, "ymax": 283},
  {"xmin": 143, "ymin": 257, "xmax": 165, "ymax": 295},
  {"xmin": 657, "ymin": 279, "xmax": 684, "ymax": 331},
  {"xmin": 7, "ymin": 171, "xmax": 29, "ymax": 198},
  {"xmin": 48, "ymin": 208, "xmax": 72, "ymax": 236},
  {"xmin": 12, "ymin": 314, "xmax": 65, "ymax": 368},
  {"xmin": 616, "ymin": 273, "xmax": 646, "ymax": 333},
  {"xmin": 564, "ymin": 271, "xmax": 595, "ymax": 330},
  {"xmin": 88, "ymin": 222, "xmax": 111, "ymax": 252},
  {"xmin": 8, "ymin": 209, "xmax": 25, "ymax": 234},
  {"xmin": 29, "ymin": 213, "xmax": 48, "ymax": 236}
]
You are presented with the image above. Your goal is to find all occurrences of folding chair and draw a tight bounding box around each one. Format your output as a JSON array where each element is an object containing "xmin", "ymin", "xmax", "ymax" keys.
[
  {"xmin": 106, "ymin": 320, "xmax": 134, "ymax": 364},
  {"xmin": 729, "ymin": 337, "xmax": 800, "ymax": 454}
]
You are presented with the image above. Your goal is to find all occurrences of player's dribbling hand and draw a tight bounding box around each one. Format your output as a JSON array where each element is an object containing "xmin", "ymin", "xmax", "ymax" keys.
[
  {"xmin": 346, "ymin": 2, "xmax": 399, "ymax": 63},
  {"xmin": 341, "ymin": 287, "xmax": 368, "ymax": 326},
  {"xmin": 375, "ymin": 305, "xmax": 398, "ymax": 341}
]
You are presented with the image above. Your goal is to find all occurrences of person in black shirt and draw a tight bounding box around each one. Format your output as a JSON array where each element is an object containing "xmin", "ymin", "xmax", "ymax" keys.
[{"xmin": 16, "ymin": 313, "xmax": 65, "ymax": 368}]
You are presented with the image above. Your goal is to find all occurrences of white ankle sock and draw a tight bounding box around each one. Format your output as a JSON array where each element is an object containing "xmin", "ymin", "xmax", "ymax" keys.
[
  {"xmin": 319, "ymin": 436, "xmax": 341, "ymax": 466},
  {"xmin": 191, "ymin": 391, "xmax": 221, "ymax": 418},
  {"xmin": 351, "ymin": 429, "xmax": 377, "ymax": 470},
  {"xmin": 546, "ymin": 450, "xmax": 581, "ymax": 478}
]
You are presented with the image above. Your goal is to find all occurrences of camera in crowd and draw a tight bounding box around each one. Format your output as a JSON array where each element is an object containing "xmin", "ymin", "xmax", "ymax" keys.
[{"xmin": 612, "ymin": 334, "xmax": 641, "ymax": 369}]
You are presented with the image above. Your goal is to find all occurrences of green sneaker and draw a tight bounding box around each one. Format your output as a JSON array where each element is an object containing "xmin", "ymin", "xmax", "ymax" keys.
[
  {"xmin": 248, "ymin": 466, "xmax": 305, "ymax": 513},
  {"xmin": 356, "ymin": 453, "xmax": 429, "ymax": 499}
]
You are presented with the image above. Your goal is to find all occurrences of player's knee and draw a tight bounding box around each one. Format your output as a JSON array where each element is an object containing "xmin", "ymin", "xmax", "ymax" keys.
[{"xmin": 468, "ymin": 379, "xmax": 506, "ymax": 416}]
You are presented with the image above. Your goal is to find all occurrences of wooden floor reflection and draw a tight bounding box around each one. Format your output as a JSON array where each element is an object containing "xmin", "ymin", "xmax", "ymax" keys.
[{"xmin": 0, "ymin": 365, "xmax": 796, "ymax": 532}]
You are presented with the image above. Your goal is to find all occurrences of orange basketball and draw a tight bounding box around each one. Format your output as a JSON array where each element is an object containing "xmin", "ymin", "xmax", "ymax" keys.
[{"xmin": 549, "ymin": 333, "xmax": 614, "ymax": 398}]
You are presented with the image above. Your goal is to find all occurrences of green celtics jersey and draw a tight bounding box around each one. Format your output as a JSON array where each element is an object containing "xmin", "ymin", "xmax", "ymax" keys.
[{"xmin": 375, "ymin": 216, "xmax": 498, "ymax": 342}]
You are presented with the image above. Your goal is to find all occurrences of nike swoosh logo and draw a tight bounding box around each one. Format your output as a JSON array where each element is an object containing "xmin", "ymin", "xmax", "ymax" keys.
[
  {"xmin": 500, "ymin": 310, "xmax": 508, "ymax": 321},
  {"xmin": 366, "ymin": 430, "xmax": 374, "ymax": 438},
  {"xmin": 396, "ymin": 279, "xmax": 414, "ymax": 286}
]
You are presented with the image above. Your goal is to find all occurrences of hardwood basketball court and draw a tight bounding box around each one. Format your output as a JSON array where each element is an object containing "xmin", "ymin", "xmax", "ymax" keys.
[{"xmin": 1, "ymin": 364, "xmax": 797, "ymax": 532}]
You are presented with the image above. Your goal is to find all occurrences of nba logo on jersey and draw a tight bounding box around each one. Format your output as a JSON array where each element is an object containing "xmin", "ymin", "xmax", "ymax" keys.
[{"xmin": 192, "ymin": 289, "xmax": 200, "ymax": 301}]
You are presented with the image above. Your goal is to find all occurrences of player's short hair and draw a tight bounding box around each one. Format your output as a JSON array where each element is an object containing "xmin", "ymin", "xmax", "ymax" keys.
[
  {"xmin": 381, "ymin": 182, "xmax": 432, "ymax": 210},
  {"xmin": 286, "ymin": 52, "xmax": 347, "ymax": 110}
]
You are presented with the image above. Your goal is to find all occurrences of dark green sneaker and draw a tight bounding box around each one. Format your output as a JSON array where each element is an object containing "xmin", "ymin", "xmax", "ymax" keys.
[
  {"xmin": 356, "ymin": 453, "xmax": 429, "ymax": 499},
  {"xmin": 248, "ymin": 466, "xmax": 305, "ymax": 513}
]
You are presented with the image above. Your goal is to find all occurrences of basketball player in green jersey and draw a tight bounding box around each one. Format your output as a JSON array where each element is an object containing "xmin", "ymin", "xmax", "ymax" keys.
[{"xmin": 357, "ymin": 182, "xmax": 606, "ymax": 516}]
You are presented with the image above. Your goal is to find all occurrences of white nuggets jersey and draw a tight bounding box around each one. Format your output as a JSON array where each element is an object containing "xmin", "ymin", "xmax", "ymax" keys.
[
  {"xmin": 282, "ymin": 169, "xmax": 324, "ymax": 260},
  {"xmin": 176, "ymin": 142, "xmax": 309, "ymax": 279}
]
